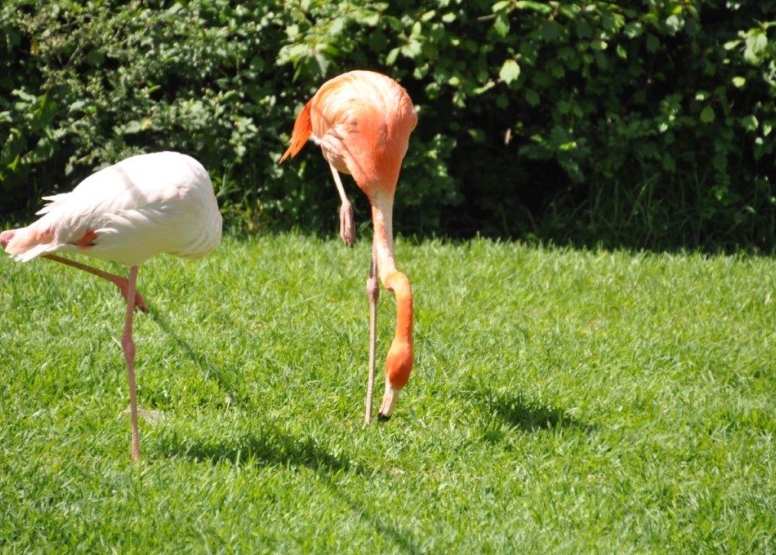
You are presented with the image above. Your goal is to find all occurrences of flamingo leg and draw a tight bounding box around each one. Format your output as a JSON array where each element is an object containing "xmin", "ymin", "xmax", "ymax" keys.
[
  {"xmin": 43, "ymin": 254, "xmax": 148, "ymax": 312},
  {"xmin": 365, "ymin": 247, "xmax": 379, "ymax": 424},
  {"xmin": 328, "ymin": 163, "xmax": 355, "ymax": 247},
  {"xmin": 123, "ymin": 265, "xmax": 141, "ymax": 461}
]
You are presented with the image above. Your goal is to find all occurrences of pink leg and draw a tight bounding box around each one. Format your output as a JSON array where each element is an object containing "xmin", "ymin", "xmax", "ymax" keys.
[
  {"xmin": 365, "ymin": 248, "xmax": 379, "ymax": 424},
  {"xmin": 328, "ymin": 163, "xmax": 355, "ymax": 246},
  {"xmin": 43, "ymin": 254, "xmax": 148, "ymax": 312},
  {"xmin": 123, "ymin": 265, "xmax": 141, "ymax": 461}
]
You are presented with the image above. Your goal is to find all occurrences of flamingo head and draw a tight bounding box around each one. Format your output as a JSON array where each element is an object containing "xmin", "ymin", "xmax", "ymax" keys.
[{"xmin": 377, "ymin": 332, "xmax": 413, "ymax": 421}]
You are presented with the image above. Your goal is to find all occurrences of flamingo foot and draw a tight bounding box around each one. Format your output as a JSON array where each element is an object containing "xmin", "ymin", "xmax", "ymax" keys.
[
  {"xmin": 118, "ymin": 284, "xmax": 148, "ymax": 313},
  {"xmin": 340, "ymin": 202, "xmax": 355, "ymax": 247}
]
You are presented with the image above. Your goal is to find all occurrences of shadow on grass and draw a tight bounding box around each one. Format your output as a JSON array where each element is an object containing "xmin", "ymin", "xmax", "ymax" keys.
[
  {"xmin": 147, "ymin": 306, "xmax": 243, "ymax": 402},
  {"xmin": 156, "ymin": 424, "xmax": 423, "ymax": 553},
  {"xmin": 472, "ymin": 387, "xmax": 593, "ymax": 438},
  {"xmin": 316, "ymin": 473, "xmax": 424, "ymax": 555},
  {"xmin": 146, "ymin": 304, "xmax": 421, "ymax": 552},
  {"xmin": 156, "ymin": 422, "xmax": 363, "ymax": 475}
]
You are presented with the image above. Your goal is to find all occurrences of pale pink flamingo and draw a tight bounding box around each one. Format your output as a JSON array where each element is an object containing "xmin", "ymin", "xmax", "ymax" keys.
[
  {"xmin": 1, "ymin": 151, "xmax": 222, "ymax": 460},
  {"xmin": 280, "ymin": 70, "xmax": 417, "ymax": 422}
]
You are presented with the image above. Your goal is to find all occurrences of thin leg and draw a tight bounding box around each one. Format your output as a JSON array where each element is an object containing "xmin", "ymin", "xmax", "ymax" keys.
[
  {"xmin": 43, "ymin": 254, "xmax": 148, "ymax": 312},
  {"xmin": 123, "ymin": 265, "xmax": 141, "ymax": 461},
  {"xmin": 365, "ymin": 248, "xmax": 379, "ymax": 424},
  {"xmin": 328, "ymin": 163, "xmax": 355, "ymax": 247}
]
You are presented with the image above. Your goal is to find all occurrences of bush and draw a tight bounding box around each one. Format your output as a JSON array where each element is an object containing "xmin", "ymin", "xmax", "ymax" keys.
[{"xmin": 1, "ymin": 0, "xmax": 775, "ymax": 251}]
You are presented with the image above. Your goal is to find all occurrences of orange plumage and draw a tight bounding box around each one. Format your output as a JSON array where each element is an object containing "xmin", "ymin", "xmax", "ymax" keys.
[
  {"xmin": 278, "ymin": 104, "xmax": 312, "ymax": 163},
  {"xmin": 281, "ymin": 70, "xmax": 417, "ymax": 421}
]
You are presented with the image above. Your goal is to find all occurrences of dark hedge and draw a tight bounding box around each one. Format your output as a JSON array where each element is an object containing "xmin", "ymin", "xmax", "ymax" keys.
[{"xmin": 2, "ymin": 1, "xmax": 775, "ymax": 250}]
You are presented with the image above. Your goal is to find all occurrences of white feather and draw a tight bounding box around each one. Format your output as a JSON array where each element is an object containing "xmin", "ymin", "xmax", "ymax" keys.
[{"xmin": 4, "ymin": 151, "xmax": 222, "ymax": 266}]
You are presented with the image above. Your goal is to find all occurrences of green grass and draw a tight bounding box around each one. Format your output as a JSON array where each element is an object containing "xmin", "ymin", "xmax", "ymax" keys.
[{"xmin": 1, "ymin": 233, "xmax": 775, "ymax": 553}]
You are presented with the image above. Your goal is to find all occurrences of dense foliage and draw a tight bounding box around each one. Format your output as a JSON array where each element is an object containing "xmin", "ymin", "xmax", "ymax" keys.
[{"xmin": 1, "ymin": 0, "xmax": 775, "ymax": 250}]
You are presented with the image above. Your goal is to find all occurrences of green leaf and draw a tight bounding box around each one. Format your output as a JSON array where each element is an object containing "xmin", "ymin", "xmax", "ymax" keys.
[
  {"xmin": 624, "ymin": 21, "xmax": 643, "ymax": 38},
  {"xmin": 532, "ymin": 71, "xmax": 552, "ymax": 88},
  {"xmin": 122, "ymin": 120, "xmax": 143, "ymax": 134},
  {"xmin": 732, "ymin": 76, "xmax": 746, "ymax": 88},
  {"xmin": 741, "ymin": 115, "xmax": 758, "ymax": 132},
  {"xmin": 385, "ymin": 47, "xmax": 400, "ymax": 66},
  {"xmin": 401, "ymin": 40, "xmax": 422, "ymax": 59},
  {"xmin": 540, "ymin": 21, "xmax": 562, "ymax": 42},
  {"xmin": 646, "ymin": 34, "xmax": 660, "ymax": 53},
  {"xmin": 744, "ymin": 29, "xmax": 768, "ymax": 64},
  {"xmin": 576, "ymin": 20, "xmax": 592, "ymax": 39},
  {"xmin": 362, "ymin": 12, "xmax": 380, "ymax": 26},
  {"xmin": 499, "ymin": 59, "xmax": 521, "ymax": 84},
  {"xmin": 493, "ymin": 14, "xmax": 509, "ymax": 37},
  {"xmin": 700, "ymin": 105, "xmax": 716, "ymax": 124},
  {"xmin": 515, "ymin": 1, "xmax": 552, "ymax": 14},
  {"xmin": 664, "ymin": 15, "xmax": 683, "ymax": 34},
  {"xmin": 559, "ymin": 140, "xmax": 578, "ymax": 152},
  {"xmin": 723, "ymin": 39, "xmax": 741, "ymax": 51},
  {"xmin": 474, "ymin": 80, "xmax": 496, "ymax": 95},
  {"xmin": 468, "ymin": 129, "xmax": 485, "ymax": 142}
]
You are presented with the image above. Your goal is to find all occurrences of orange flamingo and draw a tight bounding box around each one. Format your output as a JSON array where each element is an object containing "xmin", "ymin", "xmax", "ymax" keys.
[
  {"xmin": 1, "ymin": 151, "xmax": 222, "ymax": 459},
  {"xmin": 280, "ymin": 70, "xmax": 417, "ymax": 423}
]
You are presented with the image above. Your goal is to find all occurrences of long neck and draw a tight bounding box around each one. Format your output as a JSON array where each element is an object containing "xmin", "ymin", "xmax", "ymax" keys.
[
  {"xmin": 385, "ymin": 271, "xmax": 413, "ymax": 345},
  {"xmin": 371, "ymin": 193, "xmax": 414, "ymax": 393}
]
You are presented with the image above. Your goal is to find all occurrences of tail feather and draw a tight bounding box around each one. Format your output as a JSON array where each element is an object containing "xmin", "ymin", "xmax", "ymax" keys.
[
  {"xmin": 10, "ymin": 243, "xmax": 57, "ymax": 262},
  {"xmin": 36, "ymin": 193, "xmax": 71, "ymax": 215},
  {"xmin": 279, "ymin": 102, "xmax": 313, "ymax": 163}
]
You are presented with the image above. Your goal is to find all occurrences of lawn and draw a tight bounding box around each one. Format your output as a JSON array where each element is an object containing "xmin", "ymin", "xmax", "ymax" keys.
[{"xmin": 1, "ymin": 233, "xmax": 774, "ymax": 553}]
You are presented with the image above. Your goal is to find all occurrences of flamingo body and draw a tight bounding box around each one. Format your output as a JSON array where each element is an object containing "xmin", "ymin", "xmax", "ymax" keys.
[
  {"xmin": 282, "ymin": 71, "xmax": 416, "ymax": 197},
  {"xmin": 1, "ymin": 151, "xmax": 222, "ymax": 460},
  {"xmin": 2, "ymin": 151, "xmax": 221, "ymax": 265},
  {"xmin": 281, "ymin": 70, "xmax": 416, "ymax": 421}
]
